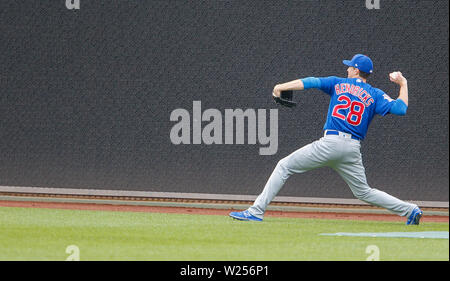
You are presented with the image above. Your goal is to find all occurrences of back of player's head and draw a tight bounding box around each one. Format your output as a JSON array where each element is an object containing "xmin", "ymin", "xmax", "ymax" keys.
[
  {"xmin": 358, "ymin": 70, "xmax": 371, "ymax": 80},
  {"xmin": 343, "ymin": 54, "xmax": 374, "ymax": 75}
]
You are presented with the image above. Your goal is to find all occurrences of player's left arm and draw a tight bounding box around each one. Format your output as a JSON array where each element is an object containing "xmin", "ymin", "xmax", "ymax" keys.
[
  {"xmin": 272, "ymin": 77, "xmax": 328, "ymax": 97},
  {"xmin": 388, "ymin": 71, "xmax": 408, "ymax": 116},
  {"xmin": 272, "ymin": 79, "xmax": 304, "ymax": 97}
]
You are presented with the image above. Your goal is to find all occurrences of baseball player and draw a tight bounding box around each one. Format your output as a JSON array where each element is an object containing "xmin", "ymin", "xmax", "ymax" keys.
[{"xmin": 229, "ymin": 54, "xmax": 423, "ymax": 225}]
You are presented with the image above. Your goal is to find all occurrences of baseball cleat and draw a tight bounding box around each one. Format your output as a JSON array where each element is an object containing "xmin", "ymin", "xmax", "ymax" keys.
[
  {"xmin": 406, "ymin": 207, "xmax": 423, "ymax": 225},
  {"xmin": 229, "ymin": 210, "xmax": 262, "ymax": 222}
]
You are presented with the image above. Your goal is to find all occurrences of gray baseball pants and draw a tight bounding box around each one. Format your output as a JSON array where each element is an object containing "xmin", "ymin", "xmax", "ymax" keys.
[{"xmin": 248, "ymin": 133, "xmax": 417, "ymax": 219}]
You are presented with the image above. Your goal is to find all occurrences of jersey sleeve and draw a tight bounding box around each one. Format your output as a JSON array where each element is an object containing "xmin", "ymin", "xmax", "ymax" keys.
[
  {"xmin": 389, "ymin": 99, "xmax": 408, "ymax": 116},
  {"xmin": 317, "ymin": 76, "xmax": 339, "ymax": 96},
  {"xmin": 375, "ymin": 90, "xmax": 396, "ymax": 116}
]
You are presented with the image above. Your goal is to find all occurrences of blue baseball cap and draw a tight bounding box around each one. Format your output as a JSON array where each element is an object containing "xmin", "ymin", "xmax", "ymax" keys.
[{"xmin": 343, "ymin": 54, "xmax": 374, "ymax": 74}]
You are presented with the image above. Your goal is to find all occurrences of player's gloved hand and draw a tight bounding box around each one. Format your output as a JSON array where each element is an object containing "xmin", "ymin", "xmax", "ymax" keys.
[
  {"xmin": 272, "ymin": 85, "xmax": 281, "ymax": 98},
  {"xmin": 273, "ymin": 90, "xmax": 297, "ymax": 108}
]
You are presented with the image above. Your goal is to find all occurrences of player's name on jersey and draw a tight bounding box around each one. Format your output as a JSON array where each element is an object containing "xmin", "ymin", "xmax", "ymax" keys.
[
  {"xmin": 169, "ymin": 101, "xmax": 278, "ymax": 155},
  {"xmin": 335, "ymin": 83, "xmax": 374, "ymax": 107}
]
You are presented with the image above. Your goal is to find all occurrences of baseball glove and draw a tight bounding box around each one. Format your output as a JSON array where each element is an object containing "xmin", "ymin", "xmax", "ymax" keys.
[{"xmin": 273, "ymin": 90, "xmax": 296, "ymax": 108}]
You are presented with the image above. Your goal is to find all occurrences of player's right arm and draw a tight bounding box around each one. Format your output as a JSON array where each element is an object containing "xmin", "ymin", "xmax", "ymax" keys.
[
  {"xmin": 388, "ymin": 72, "xmax": 408, "ymax": 116},
  {"xmin": 389, "ymin": 71, "xmax": 408, "ymax": 106}
]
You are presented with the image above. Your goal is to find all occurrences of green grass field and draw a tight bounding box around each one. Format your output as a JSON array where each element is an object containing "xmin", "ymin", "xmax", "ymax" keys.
[{"xmin": 0, "ymin": 206, "xmax": 448, "ymax": 261}]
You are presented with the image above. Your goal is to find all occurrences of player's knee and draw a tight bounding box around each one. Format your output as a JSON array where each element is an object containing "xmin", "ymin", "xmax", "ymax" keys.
[
  {"xmin": 351, "ymin": 186, "xmax": 372, "ymax": 200},
  {"xmin": 275, "ymin": 157, "xmax": 291, "ymax": 176},
  {"xmin": 277, "ymin": 156, "xmax": 292, "ymax": 169}
]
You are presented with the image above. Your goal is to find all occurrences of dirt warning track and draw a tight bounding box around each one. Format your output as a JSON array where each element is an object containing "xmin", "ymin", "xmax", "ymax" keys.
[{"xmin": 0, "ymin": 199, "xmax": 447, "ymax": 223}]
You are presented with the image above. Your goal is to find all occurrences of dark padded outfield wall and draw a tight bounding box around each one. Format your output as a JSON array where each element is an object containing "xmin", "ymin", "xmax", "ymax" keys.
[{"xmin": 0, "ymin": 1, "xmax": 448, "ymax": 201}]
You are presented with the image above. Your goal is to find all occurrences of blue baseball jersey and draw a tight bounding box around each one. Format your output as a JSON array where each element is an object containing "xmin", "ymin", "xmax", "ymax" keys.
[{"xmin": 317, "ymin": 76, "xmax": 395, "ymax": 140}]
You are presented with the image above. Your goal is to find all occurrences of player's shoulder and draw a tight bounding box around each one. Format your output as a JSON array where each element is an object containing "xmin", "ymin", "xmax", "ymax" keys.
[
  {"xmin": 367, "ymin": 85, "xmax": 386, "ymax": 97},
  {"xmin": 330, "ymin": 76, "xmax": 346, "ymax": 82},
  {"xmin": 336, "ymin": 77, "xmax": 370, "ymax": 85},
  {"xmin": 319, "ymin": 76, "xmax": 345, "ymax": 85},
  {"xmin": 365, "ymin": 85, "xmax": 393, "ymax": 103}
]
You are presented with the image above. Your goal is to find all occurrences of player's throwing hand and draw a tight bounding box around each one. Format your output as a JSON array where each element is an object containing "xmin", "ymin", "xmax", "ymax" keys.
[{"xmin": 389, "ymin": 71, "xmax": 407, "ymax": 86}]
